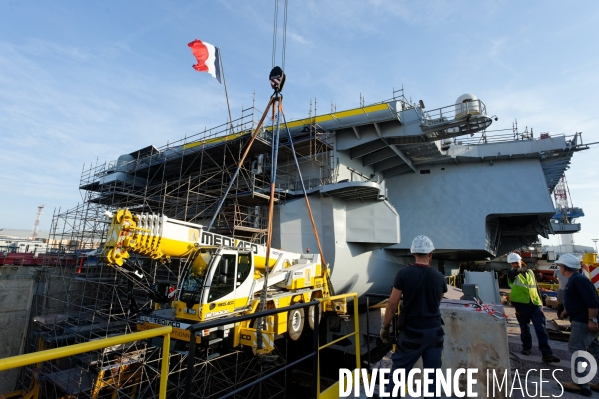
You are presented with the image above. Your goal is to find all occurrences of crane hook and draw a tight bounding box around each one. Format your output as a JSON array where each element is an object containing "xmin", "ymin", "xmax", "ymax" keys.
[{"xmin": 269, "ymin": 66, "xmax": 286, "ymax": 94}]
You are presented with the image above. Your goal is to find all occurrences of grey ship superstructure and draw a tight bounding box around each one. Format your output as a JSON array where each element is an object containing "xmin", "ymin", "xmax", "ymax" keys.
[{"xmin": 72, "ymin": 91, "xmax": 588, "ymax": 297}]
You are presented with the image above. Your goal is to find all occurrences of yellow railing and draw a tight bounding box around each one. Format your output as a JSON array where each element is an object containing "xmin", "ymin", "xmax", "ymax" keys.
[
  {"xmin": 0, "ymin": 294, "xmax": 362, "ymax": 399},
  {"xmin": 318, "ymin": 293, "xmax": 360, "ymax": 399},
  {"xmin": 445, "ymin": 275, "xmax": 457, "ymax": 287},
  {"xmin": 537, "ymin": 282, "xmax": 559, "ymax": 291},
  {"xmin": 0, "ymin": 326, "xmax": 172, "ymax": 399}
]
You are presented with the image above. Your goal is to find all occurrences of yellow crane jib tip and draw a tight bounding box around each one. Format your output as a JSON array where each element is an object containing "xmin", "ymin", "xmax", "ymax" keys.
[{"xmin": 103, "ymin": 209, "xmax": 141, "ymax": 266}]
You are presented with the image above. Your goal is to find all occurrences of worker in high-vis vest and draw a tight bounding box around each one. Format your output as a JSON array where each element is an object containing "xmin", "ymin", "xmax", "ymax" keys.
[{"xmin": 507, "ymin": 252, "xmax": 560, "ymax": 363}]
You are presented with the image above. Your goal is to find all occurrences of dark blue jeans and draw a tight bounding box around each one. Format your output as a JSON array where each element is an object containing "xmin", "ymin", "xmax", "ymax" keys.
[
  {"xmin": 387, "ymin": 326, "xmax": 444, "ymax": 397},
  {"xmin": 514, "ymin": 302, "xmax": 553, "ymax": 355}
]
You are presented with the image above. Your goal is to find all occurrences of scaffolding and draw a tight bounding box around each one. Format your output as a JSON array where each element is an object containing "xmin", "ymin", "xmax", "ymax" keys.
[
  {"xmin": 18, "ymin": 102, "xmax": 334, "ymax": 398},
  {"xmin": 77, "ymin": 104, "xmax": 333, "ymax": 241}
]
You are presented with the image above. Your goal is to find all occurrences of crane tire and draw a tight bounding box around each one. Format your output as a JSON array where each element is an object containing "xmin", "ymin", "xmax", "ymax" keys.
[
  {"xmin": 308, "ymin": 303, "xmax": 322, "ymax": 330},
  {"xmin": 285, "ymin": 308, "xmax": 304, "ymax": 341}
]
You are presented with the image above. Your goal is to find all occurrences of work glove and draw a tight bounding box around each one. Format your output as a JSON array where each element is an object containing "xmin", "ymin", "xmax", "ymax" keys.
[
  {"xmin": 517, "ymin": 267, "xmax": 527, "ymax": 273},
  {"xmin": 380, "ymin": 324, "xmax": 391, "ymax": 345}
]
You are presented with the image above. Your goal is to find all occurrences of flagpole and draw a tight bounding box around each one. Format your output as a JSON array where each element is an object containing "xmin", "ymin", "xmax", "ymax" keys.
[{"xmin": 218, "ymin": 48, "xmax": 235, "ymax": 133}]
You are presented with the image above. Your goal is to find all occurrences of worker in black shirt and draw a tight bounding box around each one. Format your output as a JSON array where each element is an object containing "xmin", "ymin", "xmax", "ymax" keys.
[
  {"xmin": 559, "ymin": 253, "xmax": 599, "ymax": 396},
  {"xmin": 380, "ymin": 235, "xmax": 447, "ymax": 396}
]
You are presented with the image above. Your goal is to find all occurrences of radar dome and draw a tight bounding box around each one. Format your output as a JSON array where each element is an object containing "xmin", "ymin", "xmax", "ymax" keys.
[{"xmin": 455, "ymin": 93, "xmax": 481, "ymax": 119}]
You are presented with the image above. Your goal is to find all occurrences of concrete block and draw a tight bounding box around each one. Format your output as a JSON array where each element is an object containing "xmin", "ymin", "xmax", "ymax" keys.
[
  {"xmin": 363, "ymin": 298, "xmax": 512, "ymax": 398},
  {"xmin": 439, "ymin": 300, "xmax": 511, "ymax": 398}
]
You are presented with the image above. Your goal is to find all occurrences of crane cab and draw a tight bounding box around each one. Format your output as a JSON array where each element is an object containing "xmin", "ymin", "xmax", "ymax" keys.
[{"xmin": 175, "ymin": 248, "xmax": 255, "ymax": 322}]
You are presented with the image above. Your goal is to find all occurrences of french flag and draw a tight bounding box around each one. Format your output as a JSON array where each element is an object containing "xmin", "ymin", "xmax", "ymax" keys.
[{"xmin": 188, "ymin": 39, "xmax": 222, "ymax": 83}]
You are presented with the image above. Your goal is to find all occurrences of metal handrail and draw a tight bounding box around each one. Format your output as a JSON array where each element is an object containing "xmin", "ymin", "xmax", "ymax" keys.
[
  {"xmin": 0, "ymin": 326, "xmax": 173, "ymax": 399},
  {"xmin": 185, "ymin": 293, "xmax": 360, "ymax": 399},
  {"xmin": 0, "ymin": 295, "xmax": 360, "ymax": 399},
  {"xmin": 420, "ymin": 100, "xmax": 487, "ymax": 127}
]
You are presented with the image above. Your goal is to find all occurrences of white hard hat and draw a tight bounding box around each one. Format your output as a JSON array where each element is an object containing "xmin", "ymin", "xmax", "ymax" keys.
[
  {"xmin": 410, "ymin": 235, "xmax": 435, "ymax": 254},
  {"xmin": 507, "ymin": 253, "xmax": 522, "ymax": 263},
  {"xmin": 556, "ymin": 253, "xmax": 581, "ymax": 270}
]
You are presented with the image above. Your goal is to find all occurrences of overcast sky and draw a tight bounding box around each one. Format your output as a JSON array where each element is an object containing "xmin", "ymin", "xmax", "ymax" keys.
[{"xmin": 0, "ymin": 1, "xmax": 597, "ymax": 251}]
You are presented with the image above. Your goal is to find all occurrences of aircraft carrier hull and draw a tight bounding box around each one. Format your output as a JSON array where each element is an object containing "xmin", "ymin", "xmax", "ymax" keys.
[{"xmin": 65, "ymin": 93, "xmax": 589, "ymax": 299}]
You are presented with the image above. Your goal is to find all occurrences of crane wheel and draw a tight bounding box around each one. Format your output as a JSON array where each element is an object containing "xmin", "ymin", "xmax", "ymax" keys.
[
  {"xmin": 308, "ymin": 303, "xmax": 322, "ymax": 330},
  {"xmin": 285, "ymin": 308, "xmax": 304, "ymax": 341}
]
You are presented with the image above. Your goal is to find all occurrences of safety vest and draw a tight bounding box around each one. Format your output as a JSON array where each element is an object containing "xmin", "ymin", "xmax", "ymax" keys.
[{"xmin": 508, "ymin": 270, "xmax": 542, "ymax": 305}]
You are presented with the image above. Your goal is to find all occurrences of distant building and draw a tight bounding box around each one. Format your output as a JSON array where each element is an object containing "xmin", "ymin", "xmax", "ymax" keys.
[
  {"xmin": 0, "ymin": 229, "xmax": 49, "ymax": 239},
  {"xmin": 0, "ymin": 237, "xmax": 47, "ymax": 254}
]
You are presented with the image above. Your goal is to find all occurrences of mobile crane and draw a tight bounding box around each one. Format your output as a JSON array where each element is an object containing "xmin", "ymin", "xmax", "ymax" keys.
[{"xmin": 103, "ymin": 209, "xmax": 346, "ymax": 354}]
